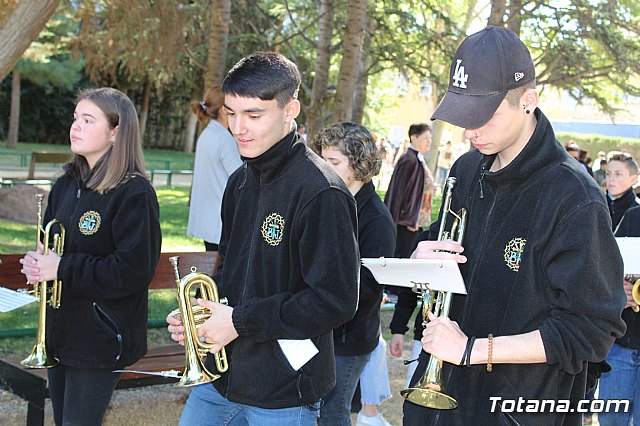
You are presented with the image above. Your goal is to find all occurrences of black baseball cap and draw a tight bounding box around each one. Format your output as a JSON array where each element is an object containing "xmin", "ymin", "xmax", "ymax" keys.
[{"xmin": 431, "ymin": 26, "xmax": 535, "ymax": 129}]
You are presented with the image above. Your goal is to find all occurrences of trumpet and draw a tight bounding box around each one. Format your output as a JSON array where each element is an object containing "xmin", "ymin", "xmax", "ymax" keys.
[
  {"xmin": 169, "ymin": 255, "xmax": 229, "ymax": 387},
  {"xmin": 22, "ymin": 193, "xmax": 65, "ymax": 369},
  {"xmin": 401, "ymin": 176, "xmax": 467, "ymax": 409}
]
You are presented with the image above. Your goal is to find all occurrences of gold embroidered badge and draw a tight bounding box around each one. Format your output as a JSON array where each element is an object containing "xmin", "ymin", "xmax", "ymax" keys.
[
  {"xmin": 261, "ymin": 213, "xmax": 285, "ymax": 246},
  {"xmin": 504, "ymin": 237, "xmax": 526, "ymax": 272},
  {"xmin": 78, "ymin": 210, "xmax": 101, "ymax": 235}
]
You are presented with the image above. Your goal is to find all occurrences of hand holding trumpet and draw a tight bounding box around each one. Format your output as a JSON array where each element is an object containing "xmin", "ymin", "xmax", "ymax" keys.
[
  {"xmin": 166, "ymin": 298, "xmax": 238, "ymax": 354},
  {"xmin": 20, "ymin": 241, "xmax": 61, "ymax": 284}
]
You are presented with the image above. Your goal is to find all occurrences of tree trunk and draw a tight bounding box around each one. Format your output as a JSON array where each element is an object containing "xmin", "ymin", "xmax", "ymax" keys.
[
  {"xmin": 351, "ymin": 51, "xmax": 370, "ymax": 125},
  {"xmin": 306, "ymin": 0, "xmax": 334, "ymax": 142},
  {"xmin": 331, "ymin": 0, "xmax": 367, "ymax": 123},
  {"xmin": 183, "ymin": 88, "xmax": 200, "ymax": 153},
  {"xmin": 7, "ymin": 68, "xmax": 20, "ymax": 148},
  {"xmin": 0, "ymin": 0, "xmax": 60, "ymax": 80},
  {"xmin": 203, "ymin": 0, "xmax": 231, "ymax": 90},
  {"xmin": 488, "ymin": 0, "xmax": 507, "ymax": 26},
  {"xmin": 139, "ymin": 79, "xmax": 151, "ymax": 144}
]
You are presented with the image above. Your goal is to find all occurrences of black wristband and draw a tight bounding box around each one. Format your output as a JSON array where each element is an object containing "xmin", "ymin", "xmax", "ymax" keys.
[
  {"xmin": 465, "ymin": 336, "xmax": 476, "ymax": 368},
  {"xmin": 459, "ymin": 335, "xmax": 476, "ymax": 367}
]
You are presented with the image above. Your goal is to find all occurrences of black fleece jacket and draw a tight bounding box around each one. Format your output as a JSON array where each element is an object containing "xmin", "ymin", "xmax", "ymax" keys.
[
  {"xmin": 333, "ymin": 181, "xmax": 396, "ymax": 356},
  {"xmin": 614, "ymin": 205, "xmax": 640, "ymax": 349},
  {"xmin": 409, "ymin": 109, "xmax": 626, "ymax": 426},
  {"xmin": 208, "ymin": 131, "xmax": 360, "ymax": 409},
  {"xmin": 607, "ymin": 187, "xmax": 640, "ymax": 231},
  {"xmin": 46, "ymin": 169, "xmax": 161, "ymax": 369}
]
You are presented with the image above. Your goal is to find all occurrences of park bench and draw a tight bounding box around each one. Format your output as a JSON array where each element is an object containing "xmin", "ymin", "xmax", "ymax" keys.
[
  {"xmin": 0, "ymin": 251, "xmax": 219, "ymax": 426},
  {"xmin": 149, "ymin": 169, "xmax": 193, "ymax": 187},
  {"xmin": 0, "ymin": 152, "xmax": 69, "ymax": 188}
]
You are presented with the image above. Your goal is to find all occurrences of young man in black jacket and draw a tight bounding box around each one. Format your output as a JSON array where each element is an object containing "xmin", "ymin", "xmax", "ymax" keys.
[
  {"xmin": 168, "ymin": 52, "xmax": 359, "ymax": 425},
  {"xmin": 599, "ymin": 204, "xmax": 640, "ymax": 425},
  {"xmin": 403, "ymin": 26, "xmax": 626, "ymax": 426},
  {"xmin": 604, "ymin": 151, "xmax": 639, "ymax": 231}
]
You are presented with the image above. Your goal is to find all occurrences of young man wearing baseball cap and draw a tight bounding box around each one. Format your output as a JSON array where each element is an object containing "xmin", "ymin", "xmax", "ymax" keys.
[{"xmin": 404, "ymin": 26, "xmax": 626, "ymax": 425}]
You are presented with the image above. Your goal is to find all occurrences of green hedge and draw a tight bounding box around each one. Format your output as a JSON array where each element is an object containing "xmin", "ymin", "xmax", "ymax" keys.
[{"xmin": 556, "ymin": 132, "xmax": 640, "ymax": 162}]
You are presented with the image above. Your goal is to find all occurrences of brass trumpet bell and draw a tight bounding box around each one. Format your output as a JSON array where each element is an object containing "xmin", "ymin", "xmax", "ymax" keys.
[
  {"xmin": 400, "ymin": 177, "xmax": 465, "ymax": 409},
  {"xmin": 169, "ymin": 256, "xmax": 229, "ymax": 387},
  {"xmin": 21, "ymin": 194, "xmax": 65, "ymax": 369}
]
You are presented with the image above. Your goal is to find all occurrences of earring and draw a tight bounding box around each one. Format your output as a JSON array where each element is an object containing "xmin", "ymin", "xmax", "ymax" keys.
[{"xmin": 524, "ymin": 107, "xmax": 531, "ymax": 115}]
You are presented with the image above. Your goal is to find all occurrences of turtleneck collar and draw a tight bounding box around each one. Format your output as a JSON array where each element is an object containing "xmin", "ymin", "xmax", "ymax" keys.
[
  {"xmin": 242, "ymin": 130, "xmax": 303, "ymax": 184},
  {"xmin": 481, "ymin": 109, "xmax": 564, "ymax": 188}
]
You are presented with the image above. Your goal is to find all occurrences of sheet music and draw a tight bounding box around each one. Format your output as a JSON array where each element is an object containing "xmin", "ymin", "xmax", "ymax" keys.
[
  {"xmin": 362, "ymin": 257, "xmax": 467, "ymax": 294},
  {"xmin": 0, "ymin": 286, "xmax": 37, "ymax": 313},
  {"xmin": 616, "ymin": 237, "xmax": 640, "ymax": 275}
]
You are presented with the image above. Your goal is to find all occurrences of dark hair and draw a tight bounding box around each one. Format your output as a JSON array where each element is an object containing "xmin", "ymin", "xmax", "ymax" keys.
[
  {"xmin": 222, "ymin": 52, "xmax": 301, "ymax": 108},
  {"xmin": 191, "ymin": 85, "xmax": 224, "ymax": 125},
  {"xmin": 310, "ymin": 122, "xmax": 382, "ymax": 183},
  {"xmin": 70, "ymin": 87, "xmax": 146, "ymax": 193},
  {"xmin": 408, "ymin": 123, "xmax": 431, "ymax": 139},
  {"xmin": 504, "ymin": 80, "xmax": 536, "ymax": 108}
]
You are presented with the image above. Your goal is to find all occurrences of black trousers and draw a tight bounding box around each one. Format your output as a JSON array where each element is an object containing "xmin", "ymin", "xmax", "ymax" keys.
[
  {"xmin": 204, "ymin": 241, "xmax": 219, "ymax": 252},
  {"xmin": 394, "ymin": 225, "xmax": 420, "ymax": 258},
  {"xmin": 48, "ymin": 364, "xmax": 120, "ymax": 426}
]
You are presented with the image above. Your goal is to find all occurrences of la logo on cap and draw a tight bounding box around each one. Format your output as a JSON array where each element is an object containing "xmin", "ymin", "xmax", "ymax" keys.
[{"xmin": 452, "ymin": 59, "xmax": 468, "ymax": 88}]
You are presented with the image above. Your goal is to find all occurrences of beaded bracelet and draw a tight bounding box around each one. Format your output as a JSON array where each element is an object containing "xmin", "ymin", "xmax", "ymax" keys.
[{"xmin": 487, "ymin": 334, "xmax": 494, "ymax": 372}]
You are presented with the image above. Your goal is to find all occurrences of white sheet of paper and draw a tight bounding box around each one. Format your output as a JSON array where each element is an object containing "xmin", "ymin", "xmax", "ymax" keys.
[
  {"xmin": 277, "ymin": 339, "xmax": 319, "ymax": 371},
  {"xmin": 616, "ymin": 237, "xmax": 640, "ymax": 275},
  {"xmin": 0, "ymin": 286, "xmax": 37, "ymax": 312},
  {"xmin": 361, "ymin": 257, "xmax": 467, "ymax": 294}
]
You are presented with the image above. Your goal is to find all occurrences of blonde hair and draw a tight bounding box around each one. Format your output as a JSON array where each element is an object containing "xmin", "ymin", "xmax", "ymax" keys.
[
  {"xmin": 191, "ymin": 85, "xmax": 225, "ymax": 126},
  {"xmin": 69, "ymin": 87, "xmax": 146, "ymax": 193}
]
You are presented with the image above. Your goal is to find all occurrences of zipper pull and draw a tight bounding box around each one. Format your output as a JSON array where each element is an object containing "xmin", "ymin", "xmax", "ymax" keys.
[
  {"xmin": 76, "ymin": 188, "xmax": 81, "ymax": 199},
  {"xmin": 239, "ymin": 162, "xmax": 247, "ymax": 189},
  {"xmin": 478, "ymin": 166, "xmax": 486, "ymax": 199}
]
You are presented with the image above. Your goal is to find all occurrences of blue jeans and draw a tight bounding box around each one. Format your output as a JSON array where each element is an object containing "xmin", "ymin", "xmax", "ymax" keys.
[
  {"xmin": 598, "ymin": 343, "xmax": 639, "ymax": 425},
  {"xmin": 179, "ymin": 383, "xmax": 320, "ymax": 426},
  {"xmin": 318, "ymin": 353, "xmax": 371, "ymax": 426}
]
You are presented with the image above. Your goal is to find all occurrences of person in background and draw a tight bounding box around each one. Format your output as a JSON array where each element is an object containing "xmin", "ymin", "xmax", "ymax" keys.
[
  {"xmin": 20, "ymin": 87, "xmax": 162, "ymax": 425},
  {"xmin": 297, "ymin": 123, "xmax": 307, "ymax": 142},
  {"xmin": 167, "ymin": 52, "xmax": 359, "ymax": 426},
  {"xmin": 404, "ymin": 26, "xmax": 625, "ymax": 425},
  {"xmin": 605, "ymin": 151, "xmax": 639, "ymax": 231},
  {"xmin": 593, "ymin": 158, "xmax": 607, "ymax": 188},
  {"xmin": 187, "ymin": 85, "xmax": 242, "ymax": 252},
  {"xmin": 310, "ymin": 122, "xmax": 395, "ymax": 426},
  {"xmin": 599, "ymin": 204, "xmax": 640, "ymax": 425},
  {"xmin": 384, "ymin": 123, "xmax": 435, "ymax": 259},
  {"xmin": 593, "ymin": 150, "xmax": 607, "ymax": 172},
  {"xmin": 435, "ymin": 140, "xmax": 454, "ymax": 189}
]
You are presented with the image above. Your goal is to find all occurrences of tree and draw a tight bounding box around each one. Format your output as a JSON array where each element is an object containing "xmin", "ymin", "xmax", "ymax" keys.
[
  {"xmin": 306, "ymin": 0, "xmax": 335, "ymax": 140},
  {"xmin": 0, "ymin": 0, "xmax": 60, "ymax": 81},
  {"xmin": 332, "ymin": 0, "xmax": 368, "ymax": 123}
]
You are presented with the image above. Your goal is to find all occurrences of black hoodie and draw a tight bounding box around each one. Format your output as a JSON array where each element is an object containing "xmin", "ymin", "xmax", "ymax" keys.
[
  {"xmin": 208, "ymin": 131, "xmax": 360, "ymax": 409},
  {"xmin": 406, "ymin": 109, "xmax": 626, "ymax": 426}
]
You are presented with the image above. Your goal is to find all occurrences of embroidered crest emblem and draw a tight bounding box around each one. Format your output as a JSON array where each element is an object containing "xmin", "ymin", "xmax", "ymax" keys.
[
  {"xmin": 261, "ymin": 213, "xmax": 285, "ymax": 246},
  {"xmin": 504, "ymin": 237, "xmax": 526, "ymax": 272},
  {"xmin": 452, "ymin": 59, "xmax": 468, "ymax": 89},
  {"xmin": 78, "ymin": 210, "xmax": 101, "ymax": 235},
  {"xmin": 514, "ymin": 72, "xmax": 525, "ymax": 82}
]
